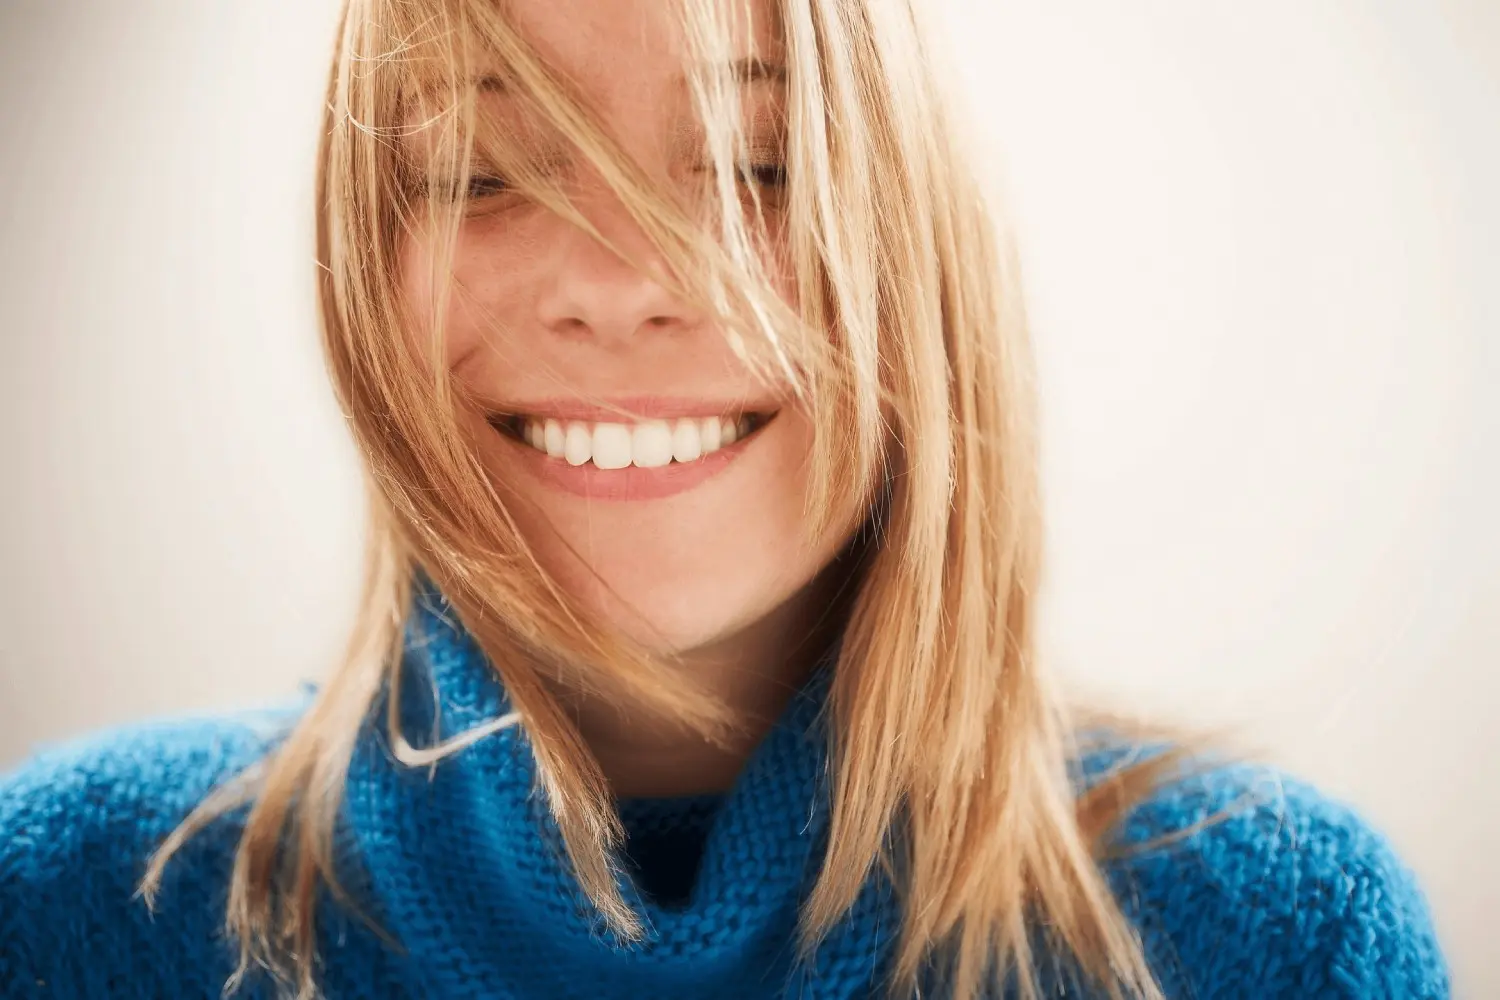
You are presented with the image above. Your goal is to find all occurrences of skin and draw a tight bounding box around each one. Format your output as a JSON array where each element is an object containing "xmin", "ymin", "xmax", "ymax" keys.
[{"xmin": 399, "ymin": 0, "xmax": 865, "ymax": 796}]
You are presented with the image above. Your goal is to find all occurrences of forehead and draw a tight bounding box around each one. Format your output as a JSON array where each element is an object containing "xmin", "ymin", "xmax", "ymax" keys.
[{"xmin": 495, "ymin": 0, "xmax": 783, "ymax": 109}]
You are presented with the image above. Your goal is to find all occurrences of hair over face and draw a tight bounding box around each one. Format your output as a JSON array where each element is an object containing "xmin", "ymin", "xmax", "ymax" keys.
[{"xmin": 142, "ymin": 1, "xmax": 1186, "ymax": 997}]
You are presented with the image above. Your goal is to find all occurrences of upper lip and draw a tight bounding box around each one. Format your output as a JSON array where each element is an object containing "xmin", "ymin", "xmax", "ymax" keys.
[{"xmin": 487, "ymin": 395, "xmax": 781, "ymax": 422}]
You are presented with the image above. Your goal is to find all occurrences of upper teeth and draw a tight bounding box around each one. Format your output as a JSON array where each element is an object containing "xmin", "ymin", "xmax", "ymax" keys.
[{"xmin": 517, "ymin": 415, "xmax": 752, "ymax": 468}]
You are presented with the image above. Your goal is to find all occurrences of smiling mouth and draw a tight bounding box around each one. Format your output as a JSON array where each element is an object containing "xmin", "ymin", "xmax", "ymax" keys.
[{"xmin": 488, "ymin": 410, "xmax": 777, "ymax": 469}]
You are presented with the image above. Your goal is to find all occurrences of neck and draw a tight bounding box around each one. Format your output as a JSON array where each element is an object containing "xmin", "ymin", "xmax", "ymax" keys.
[{"xmin": 569, "ymin": 561, "xmax": 856, "ymax": 799}]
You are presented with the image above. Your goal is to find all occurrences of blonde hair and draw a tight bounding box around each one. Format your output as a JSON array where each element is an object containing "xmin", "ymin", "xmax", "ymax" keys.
[{"xmin": 142, "ymin": 0, "xmax": 1193, "ymax": 997}]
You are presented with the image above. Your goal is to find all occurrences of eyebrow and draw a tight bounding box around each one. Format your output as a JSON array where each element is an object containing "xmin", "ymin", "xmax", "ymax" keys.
[{"xmin": 468, "ymin": 57, "xmax": 786, "ymax": 96}]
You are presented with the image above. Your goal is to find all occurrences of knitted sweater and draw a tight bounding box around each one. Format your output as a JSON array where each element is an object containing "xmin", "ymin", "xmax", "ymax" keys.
[{"xmin": 0, "ymin": 595, "xmax": 1450, "ymax": 998}]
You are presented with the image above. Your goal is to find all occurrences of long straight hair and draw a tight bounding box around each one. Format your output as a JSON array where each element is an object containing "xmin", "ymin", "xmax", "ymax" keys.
[{"xmin": 143, "ymin": 0, "xmax": 1187, "ymax": 997}]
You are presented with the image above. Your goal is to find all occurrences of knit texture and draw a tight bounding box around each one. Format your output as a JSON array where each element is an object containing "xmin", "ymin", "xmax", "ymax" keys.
[{"xmin": 0, "ymin": 592, "xmax": 1450, "ymax": 998}]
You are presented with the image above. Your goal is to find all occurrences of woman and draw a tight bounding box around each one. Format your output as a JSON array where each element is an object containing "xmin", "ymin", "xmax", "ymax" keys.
[{"xmin": 0, "ymin": 0, "xmax": 1449, "ymax": 997}]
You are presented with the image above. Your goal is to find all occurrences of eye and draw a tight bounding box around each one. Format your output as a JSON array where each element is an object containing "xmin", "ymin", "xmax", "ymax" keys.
[
  {"xmin": 692, "ymin": 159, "xmax": 788, "ymax": 190},
  {"xmin": 414, "ymin": 173, "xmax": 513, "ymax": 203},
  {"xmin": 739, "ymin": 162, "xmax": 787, "ymax": 189},
  {"xmin": 464, "ymin": 174, "xmax": 511, "ymax": 199}
]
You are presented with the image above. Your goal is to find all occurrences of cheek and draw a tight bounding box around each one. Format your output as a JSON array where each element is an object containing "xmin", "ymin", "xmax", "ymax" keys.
[{"xmin": 398, "ymin": 223, "xmax": 540, "ymax": 370}]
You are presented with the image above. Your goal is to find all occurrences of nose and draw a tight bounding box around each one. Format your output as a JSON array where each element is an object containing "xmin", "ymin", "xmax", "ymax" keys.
[{"xmin": 534, "ymin": 194, "xmax": 703, "ymax": 344}]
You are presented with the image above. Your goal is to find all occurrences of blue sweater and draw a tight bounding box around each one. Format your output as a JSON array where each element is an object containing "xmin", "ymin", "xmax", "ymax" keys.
[{"xmin": 0, "ymin": 596, "xmax": 1450, "ymax": 998}]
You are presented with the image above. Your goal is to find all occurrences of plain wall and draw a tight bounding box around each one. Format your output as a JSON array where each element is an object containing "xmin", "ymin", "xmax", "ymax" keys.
[{"xmin": 1, "ymin": 1, "xmax": 1495, "ymax": 993}]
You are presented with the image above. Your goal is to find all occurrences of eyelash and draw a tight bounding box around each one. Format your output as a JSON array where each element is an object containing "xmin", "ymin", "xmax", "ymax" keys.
[
  {"xmin": 737, "ymin": 162, "xmax": 787, "ymax": 189},
  {"xmin": 465, "ymin": 175, "xmax": 511, "ymax": 199},
  {"xmin": 452, "ymin": 161, "xmax": 788, "ymax": 201}
]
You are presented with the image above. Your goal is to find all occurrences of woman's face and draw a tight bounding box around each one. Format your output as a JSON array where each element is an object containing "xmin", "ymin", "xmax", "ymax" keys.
[{"xmin": 399, "ymin": 0, "xmax": 859, "ymax": 656}]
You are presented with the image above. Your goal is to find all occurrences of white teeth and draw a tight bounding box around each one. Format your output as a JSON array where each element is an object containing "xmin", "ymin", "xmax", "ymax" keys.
[
  {"xmin": 564, "ymin": 422, "xmax": 592, "ymax": 466},
  {"xmin": 592, "ymin": 423, "xmax": 633, "ymax": 470},
  {"xmin": 515, "ymin": 414, "xmax": 761, "ymax": 468},
  {"xmin": 671, "ymin": 419, "xmax": 702, "ymax": 463},
  {"xmin": 631, "ymin": 421, "xmax": 673, "ymax": 468},
  {"xmin": 699, "ymin": 416, "xmax": 722, "ymax": 453},
  {"xmin": 543, "ymin": 418, "xmax": 565, "ymax": 458}
]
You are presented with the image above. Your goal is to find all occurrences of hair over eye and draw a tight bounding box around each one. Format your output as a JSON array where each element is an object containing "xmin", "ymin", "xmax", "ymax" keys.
[
  {"xmin": 738, "ymin": 160, "xmax": 787, "ymax": 188},
  {"xmin": 463, "ymin": 173, "xmax": 512, "ymax": 200}
]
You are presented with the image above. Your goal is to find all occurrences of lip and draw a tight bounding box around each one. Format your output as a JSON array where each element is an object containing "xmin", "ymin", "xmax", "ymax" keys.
[
  {"xmin": 505, "ymin": 436, "xmax": 753, "ymax": 500},
  {"xmin": 490, "ymin": 395, "xmax": 775, "ymax": 423}
]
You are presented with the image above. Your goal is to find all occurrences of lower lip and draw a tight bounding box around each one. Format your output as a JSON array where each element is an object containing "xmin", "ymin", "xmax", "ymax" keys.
[{"xmin": 501, "ymin": 429, "xmax": 759, "ymax": 501}]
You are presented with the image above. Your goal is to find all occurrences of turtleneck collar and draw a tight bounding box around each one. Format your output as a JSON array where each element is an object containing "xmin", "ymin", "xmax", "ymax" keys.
[{"xmin": 339, "ymin": 584, "xmax": 899, "ymax": 999}]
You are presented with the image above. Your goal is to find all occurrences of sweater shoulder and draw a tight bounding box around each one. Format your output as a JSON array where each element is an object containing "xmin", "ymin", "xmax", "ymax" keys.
[
  {"xmin": 0, "ymin": 699, "xmax": 307, "ymax": 996},
  {"xmin": 1, "ymin": 700, "xmax": 303, "ymax": 863},
  {"xmin": 1085, "ymin": 743, "xmax": 1451, "ymax": 998}
]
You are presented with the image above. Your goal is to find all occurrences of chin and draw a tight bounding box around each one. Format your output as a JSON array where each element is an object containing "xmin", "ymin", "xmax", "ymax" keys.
[{"xmin": 581, "ymin": 578, "xmax": 775, "ymax": 657}]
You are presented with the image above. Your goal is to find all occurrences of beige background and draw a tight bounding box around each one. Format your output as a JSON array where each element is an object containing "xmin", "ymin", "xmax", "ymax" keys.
[{"xmin": 1, "ymin": 2, "xmax": 1495, "ymax": 994}]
